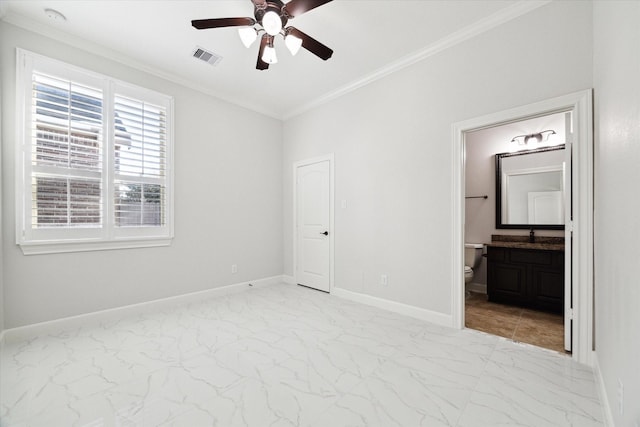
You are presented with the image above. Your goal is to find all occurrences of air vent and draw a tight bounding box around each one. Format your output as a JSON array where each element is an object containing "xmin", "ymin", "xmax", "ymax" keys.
[{"xmin": 192, "ymin": 46, "xmax": 222, "ymax": 66}]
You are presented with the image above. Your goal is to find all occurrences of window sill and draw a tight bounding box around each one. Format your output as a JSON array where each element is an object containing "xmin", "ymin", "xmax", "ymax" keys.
[{"xmin": 19, "ymin": 237, "xmax": 173, "ymax": 255}]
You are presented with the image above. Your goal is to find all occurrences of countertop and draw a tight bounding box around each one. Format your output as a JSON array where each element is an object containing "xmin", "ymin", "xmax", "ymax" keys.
[
  {"xmin": 486, "ymin": 241, "xmax": 565, "ymax": 251},
  {"xmin": 486, "ymin": 234, "xmax": 565, "ymax": 251}
]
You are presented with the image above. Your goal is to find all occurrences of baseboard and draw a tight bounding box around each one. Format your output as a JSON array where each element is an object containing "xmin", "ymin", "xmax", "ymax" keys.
[
  {"xmin": 593, "ymin": 352, "xmax": 615, "ymax": 427},
  {"xmin": 331, "ymin": 287, "xmax": 453, "ymax": 328},
  {"xmin": 1, "ymin": 275, "xmax": 286, "ymax": 345},
  {"xmin": 467, "ymin": 282, "xmax": 487, "ymax": 294},
  {"xmin": 282, "ymin": 275, "xmax": 295, "ymax": 285}
]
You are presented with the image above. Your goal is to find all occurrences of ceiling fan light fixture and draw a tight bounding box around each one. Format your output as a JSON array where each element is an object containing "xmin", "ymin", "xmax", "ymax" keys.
[
  {"xmin": 262, "ymin": 11, "xmax": 282, "ymax": 36},
  {"xmin": 190, "ymin": 0, "xmax": 335, "ymax": 70},
  {"xmin": 285, "ymin": 33, "xmax": 303, "ymax": 56},
  {"xmin": 238, "ymin": 27, "xmax": 258, "ymax": 48},
  {"xmin": 262, "ymin": 45, "xmax": 278, "ymax": 64}
]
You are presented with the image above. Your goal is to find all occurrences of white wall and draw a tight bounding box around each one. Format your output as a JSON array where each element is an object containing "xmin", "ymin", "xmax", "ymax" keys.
[
  {"xmin": 465, "ymin": 114, "xmax": 565, "ymax": 287},
  {"xmin": 0, "ymin": 22, "xmax": 283, "ymax": 328},
  {"xmin": 283, "ymin": 1, "xmax": 592, "ymax": 316},
  {"xmin": 593, "ymin": 1, "xmax": 640, "ymax": 425},
  {"xmin": 0, "ymin": 68, "xmax": 4, "ymax": 332}
]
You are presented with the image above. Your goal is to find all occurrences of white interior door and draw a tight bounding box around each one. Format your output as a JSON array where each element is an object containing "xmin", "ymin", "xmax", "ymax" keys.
[
  {"xmin": 564, "ymin": 111, "xmax": 573, "ymax": 352},
  {"xmin": 527, "ymin": 191, "xmax": 563, "ymax": 224},
  {"xmin": 296, "ymin": 160, "xmax": 331, "ymax": 292}
]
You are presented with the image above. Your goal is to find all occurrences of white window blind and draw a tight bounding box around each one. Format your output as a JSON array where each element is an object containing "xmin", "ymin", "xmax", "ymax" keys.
[
  {"xmin": 17, "ymin": 49, "xmax": 174, "ymax": 254},
  {"xmin": 113, "ymin": 94, "xmax": 167, "ymax": 228},
  {"xmin": 31, "ymin": 72, "xmax": 104, "ymax": 229}
]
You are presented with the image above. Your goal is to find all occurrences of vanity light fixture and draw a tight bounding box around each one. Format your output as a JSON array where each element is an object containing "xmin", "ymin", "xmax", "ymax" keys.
[{"xmin": 511, "ymin": 129, "xmax": 556, "ymax": 145}]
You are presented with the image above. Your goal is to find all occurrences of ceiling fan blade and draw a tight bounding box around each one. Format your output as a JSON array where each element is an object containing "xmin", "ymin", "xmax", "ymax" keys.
[
  {"xmin": 283, "ymin": 0, "xmax": 333, "ymax": 18},
  {"xmin": 288, "ymin": 27, "xmax": 333, "ymax": 60},
  {"xmin": 191, "ymin": 17, "xmax": 255, "ymax": 30},
  {"xmin": 256, "ymin": 34, "xmax": 270, "ymax": 70}
]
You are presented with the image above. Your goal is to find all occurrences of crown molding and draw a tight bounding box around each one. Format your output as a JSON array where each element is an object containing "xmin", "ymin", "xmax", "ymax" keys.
[
  {"xmin": 2, "ymin": 1, "xmax": 550, "ymax": 122},
  {"xmin": 0, "ymin": 2, "xmax": 8, "ymax": 20},
  {"xmin": 0, "ymin": 12, "xmax": 281, "ymax": 120},
  {"xmin": 282, "ymin": 0, "xmax": 551, "ymax": 120}
]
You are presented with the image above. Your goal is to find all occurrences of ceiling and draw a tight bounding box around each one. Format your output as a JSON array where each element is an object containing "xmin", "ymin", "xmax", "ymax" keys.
[{"xmin": 0, "ymin": 1, "xmax": 533, "ymax": 119}]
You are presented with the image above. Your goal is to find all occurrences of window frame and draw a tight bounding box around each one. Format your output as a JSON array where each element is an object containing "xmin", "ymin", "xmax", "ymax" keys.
[{"xmin": 16, "ymin": 49, "xmax": 174, "ymax": 255}]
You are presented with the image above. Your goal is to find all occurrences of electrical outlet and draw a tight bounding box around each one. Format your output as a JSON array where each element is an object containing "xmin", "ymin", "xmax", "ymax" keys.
[
  {"xmin": 617, "ymin": 379, "xmax": 624, "ymax": 415},
  {"xmin": 380, "ymin": 274, "xmax": 388, "ymax": 286},
  {"xmin": 231, "ymin": 264, "xmax": 238, "ymax": 274}
]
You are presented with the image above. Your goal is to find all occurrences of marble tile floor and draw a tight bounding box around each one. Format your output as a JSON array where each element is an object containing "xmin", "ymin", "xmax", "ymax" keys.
[
  {"xmin": 0, "ymin": 283, "xmax": 603, "ymax": 427},
  {"xmin": 465, "ymin": 292, "xmax": 566, "ymax": 353}
]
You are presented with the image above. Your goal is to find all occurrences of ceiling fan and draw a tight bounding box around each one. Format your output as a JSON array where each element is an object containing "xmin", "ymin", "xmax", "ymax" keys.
[{"xmin": 191, "ymin": 0, "xmax": 334, "ymax": 70}]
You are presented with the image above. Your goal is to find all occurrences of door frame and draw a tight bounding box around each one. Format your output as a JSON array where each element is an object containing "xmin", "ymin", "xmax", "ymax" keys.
[
  {"xmin": 451, "ymin": 90, "xmax": 594, "ymax": 366},
  {"xmin": 293, "ymin": 154, "xmax": 335, "ymax": 293}
]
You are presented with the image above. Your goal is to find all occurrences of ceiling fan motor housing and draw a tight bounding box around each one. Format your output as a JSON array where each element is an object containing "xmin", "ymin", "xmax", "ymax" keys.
[{"xmin": 255, "ymin": 1, "xmax": 289, "ymax": 29}]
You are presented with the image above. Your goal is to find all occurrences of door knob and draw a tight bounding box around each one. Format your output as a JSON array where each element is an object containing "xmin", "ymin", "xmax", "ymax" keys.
[{"xmin": 320, "ymin": 231, "xmax": 329, "ymax": 236}]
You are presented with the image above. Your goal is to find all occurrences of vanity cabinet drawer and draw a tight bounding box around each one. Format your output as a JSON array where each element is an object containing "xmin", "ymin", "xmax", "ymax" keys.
[{"xmin": 510, "ymin": 249, "xmax": 552, "ymax": 265}]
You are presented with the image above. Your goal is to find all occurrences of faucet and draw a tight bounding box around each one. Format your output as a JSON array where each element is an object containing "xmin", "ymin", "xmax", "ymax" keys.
[{"xmin": 529, "ymin": 228, "xmax": 535, "ymax": 243}]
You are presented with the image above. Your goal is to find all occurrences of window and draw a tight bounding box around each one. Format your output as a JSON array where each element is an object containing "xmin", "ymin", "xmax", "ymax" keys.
[{"xmin": 16, "ymin": 49, "xmax": 174, "ymax": 254}]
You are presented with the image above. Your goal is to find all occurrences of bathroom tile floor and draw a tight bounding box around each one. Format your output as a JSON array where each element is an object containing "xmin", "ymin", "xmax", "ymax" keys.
[
  {"xmin": 1, "ymin": 284, "xmax": 601, "ymax": 426},
  {"xmin": 465, "ymin": 292, "xmax": 566, "ymax": 353}
]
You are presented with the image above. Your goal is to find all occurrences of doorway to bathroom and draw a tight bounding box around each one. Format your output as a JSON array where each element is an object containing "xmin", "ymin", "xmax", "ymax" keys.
[
  {"xmin": 463, "ymin": 112, "xmax": 569, "ymax": 353},
  {"xmin": 451, "ymin": 90, "xmax": 594, "ymax": 365}
]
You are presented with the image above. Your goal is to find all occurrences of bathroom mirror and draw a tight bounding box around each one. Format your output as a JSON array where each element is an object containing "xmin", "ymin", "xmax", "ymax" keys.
[{"xmin": 495, "ymin": 145, "xmax": 565, "ymax": 230}]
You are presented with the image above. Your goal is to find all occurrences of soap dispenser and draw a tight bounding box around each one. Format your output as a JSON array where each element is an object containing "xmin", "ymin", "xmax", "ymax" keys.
[{"xmin": 529, "ymin": 228, "xmax": 535, "ymax": 243}]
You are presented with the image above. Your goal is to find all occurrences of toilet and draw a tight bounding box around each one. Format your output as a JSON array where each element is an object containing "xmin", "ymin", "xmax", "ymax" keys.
[{"xmin": 464, "ymin": 243, "xmax": 484, "ymax": 285}]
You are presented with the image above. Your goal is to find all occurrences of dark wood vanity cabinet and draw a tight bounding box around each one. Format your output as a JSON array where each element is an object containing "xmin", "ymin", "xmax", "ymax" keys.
[{"xmin": 487, "ymin": 246, "xmax": 564, "ymax": 313}]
